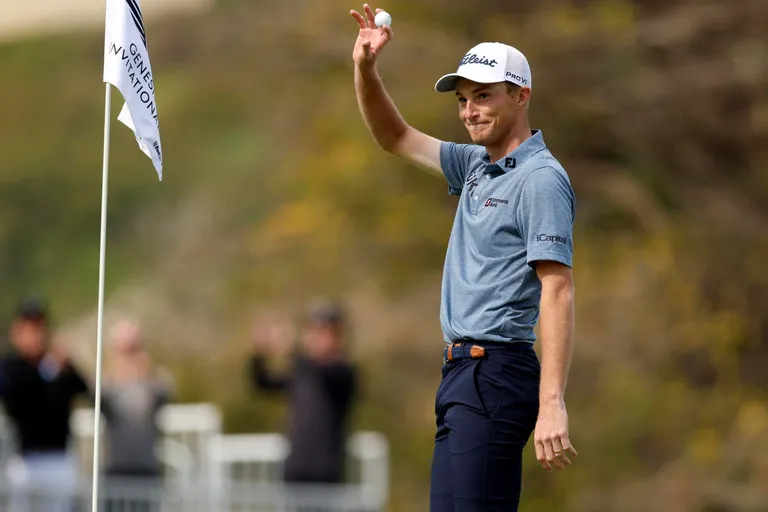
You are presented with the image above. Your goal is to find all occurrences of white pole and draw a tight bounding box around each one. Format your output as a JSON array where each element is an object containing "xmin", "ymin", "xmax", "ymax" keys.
[{"xmin": 91, "ymin": 82, "xmax": 112, "ymax": 512}]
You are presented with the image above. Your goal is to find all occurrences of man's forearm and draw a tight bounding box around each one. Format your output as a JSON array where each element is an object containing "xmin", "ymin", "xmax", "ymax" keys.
[
  {"xmin": 354, "ymin": 64, "xmax": 408, "ymax": 151},
  {"xmin": 538, "ymin": 281, "xmax": 575, "ymax": 403},
  {"xmin": 250, "ymin": 355, "xmax": 290, "ymax": 392}
]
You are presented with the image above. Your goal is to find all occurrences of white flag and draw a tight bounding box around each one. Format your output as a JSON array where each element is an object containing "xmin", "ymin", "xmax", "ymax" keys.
[{"xmin": 104, "ymin": 0, "xmax": 163, "ymax": 180}]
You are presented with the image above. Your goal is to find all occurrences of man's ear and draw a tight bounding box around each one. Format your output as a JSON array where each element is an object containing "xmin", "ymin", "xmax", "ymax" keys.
[{"xmin": 518, "ymin": 87, "xmax": 531, "ymax": 108}]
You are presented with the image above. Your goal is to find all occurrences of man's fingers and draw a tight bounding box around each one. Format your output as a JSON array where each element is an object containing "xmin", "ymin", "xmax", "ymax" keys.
[
  {"xmin": 552, "ymin": 438, "xmax": 572, "ymax": 467},
  {"xmin": 375, "ymin": 8, "xmax": 383, "ymax": 13},
  {"xmin": 363, "ymin": 4, "xmax": 377, "ymax": 27},
  {"xmin": 350, "ymin": 10, "xmax": 368, "ymax": 29},
  {"xmin": 543, "ymin": 440, "xmax": 564, "ymax": 470},
  {"xmin": 561, "ymin": 437, "xmax": 578, "ymax": 459},
  {"xmin": 534, "ymin": 440, "xmax": 551, "ymax": 471}
]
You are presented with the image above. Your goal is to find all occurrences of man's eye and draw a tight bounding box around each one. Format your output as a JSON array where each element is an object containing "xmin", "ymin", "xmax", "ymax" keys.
[
  {"xmin": 458, "ymin": 98, "xmax": 467, "ymax": 104},
  {"xmin": 478, "ymin": 94, "xmax": 488, "ymax": 100}
]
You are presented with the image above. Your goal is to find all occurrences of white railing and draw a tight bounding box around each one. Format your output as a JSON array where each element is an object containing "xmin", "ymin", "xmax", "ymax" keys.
[
  {"xmin": 70, "ymin": 403, "xmax": 223, "ymax": 484},
  {"xmin": 0, "ymin": 479, "xmax": 382, "ymax": 511},
  {"xmin": 0, "ymin": 403, "xmax": 389, "ymax": 511},
  {"xmin": 205, "ymin": 431, "xmax": 389, "ymax": 511},
  {"xmin": 348, "ymin": 432, "xmax": 389, "ymax": 510}
]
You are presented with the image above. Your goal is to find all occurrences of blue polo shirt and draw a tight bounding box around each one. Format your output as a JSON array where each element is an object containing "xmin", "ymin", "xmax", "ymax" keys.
[{"xmin": 439, "ymin": 130, "xmax": 576, "ymax": 344}]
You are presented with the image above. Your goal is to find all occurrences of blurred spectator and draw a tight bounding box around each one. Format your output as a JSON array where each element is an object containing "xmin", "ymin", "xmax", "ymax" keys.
[
  {"xmin": 102, "ymin": 318, "xmax": 173, "ymax": 512},
  {"xmin": 249, "ymin": 301, "xmax": 358, "ymax": 485},
  {"xmin": 0, "ymin": 298, "xmax": 89, "ymax": 512}
]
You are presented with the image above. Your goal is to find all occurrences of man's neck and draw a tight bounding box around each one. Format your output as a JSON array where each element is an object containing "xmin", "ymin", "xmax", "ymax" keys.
[
  {"xmin": 14, "ymin": 349, "xmax": 42, "ymax": 366},
  {"xmin": 486, "ymin": 120, "xmax": 533, "ymax": 164}
]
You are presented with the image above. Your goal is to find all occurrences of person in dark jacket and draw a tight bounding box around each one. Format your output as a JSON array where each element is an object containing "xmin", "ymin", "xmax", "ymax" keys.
[
  {"xmin": 0, "ymin": 298, "xmax": 89, "ymax": 512},
  {"xmin": 249, "ymin": 301, "xmax": 358, "ymax": 485}
]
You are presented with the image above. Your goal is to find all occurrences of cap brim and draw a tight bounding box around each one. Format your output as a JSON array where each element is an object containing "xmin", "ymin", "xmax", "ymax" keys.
[{"xmin": 434, "ymin": 70, "xmax": 506, "ymax": 93}]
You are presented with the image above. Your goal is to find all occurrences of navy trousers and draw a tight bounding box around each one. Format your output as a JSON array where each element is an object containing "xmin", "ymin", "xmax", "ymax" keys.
[{"xmin": 430, "ymin": 342, "xmax": 540, "ymax": 511}]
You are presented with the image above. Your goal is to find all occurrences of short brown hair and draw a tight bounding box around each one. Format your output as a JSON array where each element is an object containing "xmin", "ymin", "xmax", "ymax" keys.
[
  {"xmin": 506, "ymin": 82, "xmax": 521, "ymax": 95},
  {"xmin": 506, "ymin": 82, "xmax": 529, "ymax": 111}
]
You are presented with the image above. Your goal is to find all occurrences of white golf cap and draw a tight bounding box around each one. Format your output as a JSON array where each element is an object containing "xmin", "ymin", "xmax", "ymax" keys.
[{"xmin": 434, "ymin": 42, "xmax": 532, "ymax": 93}]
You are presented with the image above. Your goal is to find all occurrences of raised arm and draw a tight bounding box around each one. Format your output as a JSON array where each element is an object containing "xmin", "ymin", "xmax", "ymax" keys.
[
  {"xmin": 247, "ymin": 310, "xmax": 296, "ymax": 393},
  {"xmin": 350, "ymin": 5, "xmax": 443, "ymax": 176},
  {"xmin": 249, "ymin": 355, "xmax": 291, "ymax": 392}
]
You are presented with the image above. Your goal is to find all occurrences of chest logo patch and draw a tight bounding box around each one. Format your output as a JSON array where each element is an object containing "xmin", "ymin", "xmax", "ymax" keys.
[{"xmin": 484, "ymin": 197, "xmax": 509, "ymax": 208}]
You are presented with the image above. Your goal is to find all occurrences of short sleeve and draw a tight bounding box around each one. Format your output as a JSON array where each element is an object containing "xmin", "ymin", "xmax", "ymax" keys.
[
  {"xmin": 440, "ymin": 142, "xmax": 484, "ymax": 196},
  {"xmin": 517, "ymin": 167, "xmax": 576, "ymax": 268}
]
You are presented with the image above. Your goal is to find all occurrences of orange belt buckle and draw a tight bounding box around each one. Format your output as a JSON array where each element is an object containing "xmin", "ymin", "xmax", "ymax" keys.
[{"xmin": 470, "ymin": 345, "xmax": 486, "ymax": 359}]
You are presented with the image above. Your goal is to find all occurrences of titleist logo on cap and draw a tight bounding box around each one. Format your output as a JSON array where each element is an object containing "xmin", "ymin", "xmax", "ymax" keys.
[{"xmin": 460, "ymin": 53, "xmax": 498, "ymax": 68}]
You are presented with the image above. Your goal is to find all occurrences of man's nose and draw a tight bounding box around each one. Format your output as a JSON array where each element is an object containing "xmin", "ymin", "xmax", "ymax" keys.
[{"xmin": 463, "ymin": 100, "xmax": 480, "ymax": 120}]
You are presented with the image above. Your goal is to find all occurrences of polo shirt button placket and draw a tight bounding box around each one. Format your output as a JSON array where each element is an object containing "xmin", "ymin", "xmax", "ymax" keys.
[{"xmin": 472, "ymin": 166, "xmax": 496, "ymax": 215}]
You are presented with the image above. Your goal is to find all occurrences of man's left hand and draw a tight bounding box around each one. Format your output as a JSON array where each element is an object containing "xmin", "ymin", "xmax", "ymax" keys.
[{"xmin": 534, "ymin": 398, "xmax": 578, "ymax": 471}]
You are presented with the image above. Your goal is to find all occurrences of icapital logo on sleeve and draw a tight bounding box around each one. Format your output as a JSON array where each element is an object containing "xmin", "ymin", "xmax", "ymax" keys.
[{"xmin": 535, "ymin": 234, "xmax": 568, "ymax": 244}]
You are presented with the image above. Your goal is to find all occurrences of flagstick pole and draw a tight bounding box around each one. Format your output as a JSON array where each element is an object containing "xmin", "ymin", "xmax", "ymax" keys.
[{"xmin": 90, "ymin": 82, "xmax": 112, "ymax": 512}]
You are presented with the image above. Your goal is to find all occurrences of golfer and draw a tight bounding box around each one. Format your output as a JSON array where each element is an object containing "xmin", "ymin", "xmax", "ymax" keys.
[{"xmin": 350, "ymin": 4, "xmax": 578, "ymax": 510}]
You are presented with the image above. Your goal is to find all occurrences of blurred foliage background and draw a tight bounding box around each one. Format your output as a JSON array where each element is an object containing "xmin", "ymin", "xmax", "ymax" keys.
[{"xmin": 1, "ymin": 0, "xmax": 768, "ymax": 510}]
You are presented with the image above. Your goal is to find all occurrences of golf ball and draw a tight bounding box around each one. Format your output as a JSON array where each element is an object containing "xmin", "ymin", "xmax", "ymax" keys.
[{"xmin": 375, "ymin": 11, "xmax": 392, "ymax": 28}]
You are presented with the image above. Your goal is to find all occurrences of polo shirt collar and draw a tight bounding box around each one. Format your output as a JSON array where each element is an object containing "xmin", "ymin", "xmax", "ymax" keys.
[{"xmin": 482, "ymin": 129, "xmax": 547, "ymax": 171}]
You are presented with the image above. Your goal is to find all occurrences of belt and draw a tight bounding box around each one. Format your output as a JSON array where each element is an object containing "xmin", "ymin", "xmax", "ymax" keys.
[{"xmin": 443, "ymin": 342, "xmax": 486, "ymax": 363}]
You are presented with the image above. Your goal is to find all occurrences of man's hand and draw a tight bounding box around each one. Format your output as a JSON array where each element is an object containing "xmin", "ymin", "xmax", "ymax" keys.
[
  {"xmin": 250, "ymin": 310, "xmax": 296, "ymax": 358},
  {"xmin": 534, "ymin": 398, "xmax": 578, "ymax": 471},
  {"xmin": 350, "ymin": 4, "xmax": 393, "ymax": 68}
]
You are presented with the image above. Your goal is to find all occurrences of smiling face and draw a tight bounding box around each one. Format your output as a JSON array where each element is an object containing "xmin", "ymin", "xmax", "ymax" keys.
[{"xmin": 455, "ymin": 79, "xmax": 530, "ymax": 151}]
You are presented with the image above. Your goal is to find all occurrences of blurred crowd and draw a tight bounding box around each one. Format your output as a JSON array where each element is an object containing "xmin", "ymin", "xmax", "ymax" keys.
[{"xmin": 0, "ymin": 296, "xmax": 359, "ymax": 512}]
